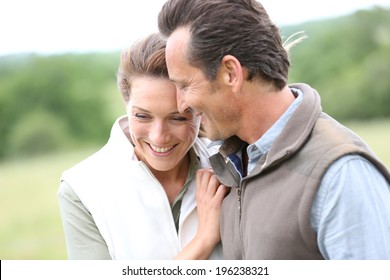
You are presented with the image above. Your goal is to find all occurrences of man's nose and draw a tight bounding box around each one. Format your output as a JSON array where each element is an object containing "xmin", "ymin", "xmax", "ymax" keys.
[{"xmin": 176, "ymin": 89, "xmax": 189, "ymax": 113}]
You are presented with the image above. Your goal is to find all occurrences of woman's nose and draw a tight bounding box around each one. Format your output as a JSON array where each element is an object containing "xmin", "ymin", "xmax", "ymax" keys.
[{"xmin": 149, "ymin": 121, "xmax": 169, "ymax": 144}]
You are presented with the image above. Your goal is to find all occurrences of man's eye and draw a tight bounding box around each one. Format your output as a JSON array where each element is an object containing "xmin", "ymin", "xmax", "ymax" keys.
[
  {"xmin": 184, "ymin": 107, "xmax": 194, "ymax": 114},
  {"xmin": 177, "ymin": 84, "xmax": 188, "ymax": 91},
  {"xmin": 172, "ymin": 116, "xmax": 187, "ymax": 121}
]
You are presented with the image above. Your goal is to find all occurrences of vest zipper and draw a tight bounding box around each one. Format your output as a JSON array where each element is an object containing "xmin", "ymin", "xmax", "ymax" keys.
[
  {"xmin": 224, "ymin": 156, "xmax": 244, "ymax": 220},
  {"xmin": 236, "ymin": 185, "xmax": 242, "ymax": 219}
]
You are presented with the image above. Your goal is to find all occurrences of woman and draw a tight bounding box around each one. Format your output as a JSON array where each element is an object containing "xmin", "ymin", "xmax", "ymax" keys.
[{"xmin": 58, "ymin": 33, "xmax": 227, "ymax": 259}]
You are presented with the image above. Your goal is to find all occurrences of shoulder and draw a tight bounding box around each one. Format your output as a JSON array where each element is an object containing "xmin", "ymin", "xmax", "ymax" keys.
[
  {"xmin": 62, "ymin": 116, "xmax": 134, "ymax": 182},
  {"xmin": 61, "ymin": 144, "xmax": 110, "ymax": 183},
  {"xmin": 194, "ymin": 137, "xmax": 219, "ymax": 155},
  {"xmin": 192, "ymin": 137, "xmax": 220, "ymax": 169},
  {"xmin": 313, "ymin": 154, "xmax": 390, "ymax": 229},
  {"xmin": 324, "ymin": 154, "xmax": 390, "ymax": 187}
]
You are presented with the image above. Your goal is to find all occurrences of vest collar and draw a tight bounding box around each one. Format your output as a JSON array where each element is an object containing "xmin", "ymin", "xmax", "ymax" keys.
[{"xmin": 215, "ymin": 83, "xmax": 322, "ymax": 176}]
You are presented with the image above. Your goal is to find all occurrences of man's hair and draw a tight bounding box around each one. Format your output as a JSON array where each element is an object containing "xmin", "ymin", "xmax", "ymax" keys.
[
  {"xmin": 117, "ymin": 33, "xmax": 168, "ymax": 102},
  {"xmin": 158, "ymin": 0, "xmax": 290, "ymax": 90}
]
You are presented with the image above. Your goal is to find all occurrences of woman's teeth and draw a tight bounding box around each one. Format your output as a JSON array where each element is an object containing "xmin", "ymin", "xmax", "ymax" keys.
[{"xmin": 150, "ymin": 145, "xmax": 174, "ymax": 153}]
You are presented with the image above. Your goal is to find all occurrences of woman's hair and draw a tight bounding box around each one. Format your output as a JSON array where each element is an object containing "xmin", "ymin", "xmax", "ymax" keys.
[
  {"xmin": 117, "ymin": 33, "xmax": 168, "ymax": 102},
  {"xmin": 158, "ymin": 0, "xmax": 290, "ymax": 90}
]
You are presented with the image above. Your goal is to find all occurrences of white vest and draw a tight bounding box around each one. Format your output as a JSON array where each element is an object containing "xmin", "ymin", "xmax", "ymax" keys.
[{"xmin": 62, "ymin": 116, "xmax": 222, "ymax": 259}]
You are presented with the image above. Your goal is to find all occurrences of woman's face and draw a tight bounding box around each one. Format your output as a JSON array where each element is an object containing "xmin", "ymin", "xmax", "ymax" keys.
[{"xmin": 126, "ymin": 76, "xmax": 200, "ymax": 172}]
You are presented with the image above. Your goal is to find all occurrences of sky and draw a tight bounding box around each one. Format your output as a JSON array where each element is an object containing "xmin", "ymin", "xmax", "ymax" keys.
[{"xmin": 0, "ymin": 0, "xmax": 389, "ymax": 56}]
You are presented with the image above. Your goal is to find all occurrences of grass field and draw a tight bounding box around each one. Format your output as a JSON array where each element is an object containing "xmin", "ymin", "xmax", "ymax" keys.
[
  {"xmin": 345, "ymin": 118, "xmax": 390, "ymax": 168},
  {"xmin": 0, "ymin": 119, "xmax": 389, "ymax": 259},
  {"xmin": 0, "ymin": 148, "xmax": 97, "ymax": 259}
]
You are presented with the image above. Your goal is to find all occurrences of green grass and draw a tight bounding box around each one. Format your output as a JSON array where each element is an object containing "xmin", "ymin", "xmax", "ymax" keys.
[
  {"xmin": 344, "ymin": 118, "xmax": 390, "ymax": 169},
  {"xmin": 0, "ymin": 148, "xmax": 97, "ymax": 259},
  {"xmin": 0, "ymin": 119, "xmax": 389, "ymax": 259}
]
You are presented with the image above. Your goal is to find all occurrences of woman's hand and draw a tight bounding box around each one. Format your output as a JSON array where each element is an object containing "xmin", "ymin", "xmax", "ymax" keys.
[
  {"xmin": 175, "ymin": 168, "xmax": 228, "ymax": 259},
  {"xmin": 195, "ymin": 168, "xmax": 228, "ymax": 247}
]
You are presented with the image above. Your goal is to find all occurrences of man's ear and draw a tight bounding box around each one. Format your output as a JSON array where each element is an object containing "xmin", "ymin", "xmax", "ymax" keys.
[{"xmin": 218, "ymin": 55, "xmax": 244, "ymax": 93}]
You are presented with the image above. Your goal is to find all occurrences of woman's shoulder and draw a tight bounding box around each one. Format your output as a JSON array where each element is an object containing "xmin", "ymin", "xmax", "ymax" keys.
[{"xmin": 193, "ymin": 137, "xmax": 220, "ymax": 163}]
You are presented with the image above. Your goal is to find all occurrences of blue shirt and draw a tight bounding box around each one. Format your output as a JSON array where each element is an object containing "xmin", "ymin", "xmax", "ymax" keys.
[{"xmin": 228, "ymin": 89, "xmax": 390, "ymax": 259}]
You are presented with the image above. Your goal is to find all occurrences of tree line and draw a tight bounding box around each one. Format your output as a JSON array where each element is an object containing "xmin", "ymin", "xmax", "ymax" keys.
[
  {"xmin": 0, "ymin": 7, "xmax": 389, "ymax": 159},
  {"xmin": 285, "ymin": 6, "xmax": 390, "ymax": 120}
]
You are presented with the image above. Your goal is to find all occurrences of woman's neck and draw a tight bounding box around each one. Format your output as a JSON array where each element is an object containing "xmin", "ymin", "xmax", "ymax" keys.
[{"xmin": 150, "ymin": 154, "xmax": 190, "ymax": 205}]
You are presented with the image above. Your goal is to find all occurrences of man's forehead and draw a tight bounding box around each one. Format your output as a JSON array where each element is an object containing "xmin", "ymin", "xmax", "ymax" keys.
[
  {"xmin": 166, "ymin": 27, "xmax": 190, "ymax": 55},
  {"xmin": 165, "ymin": 28, "xmax": 191, "ymax": 80}
]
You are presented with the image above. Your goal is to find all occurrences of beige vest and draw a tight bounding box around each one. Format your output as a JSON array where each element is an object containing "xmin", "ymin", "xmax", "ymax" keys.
[{"xmin": 210, "ymin": 83, "xmax": 390, "ymax": 259}]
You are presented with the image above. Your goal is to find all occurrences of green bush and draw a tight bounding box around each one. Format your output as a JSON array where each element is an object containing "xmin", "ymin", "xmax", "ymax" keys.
[{"xmin": 6, "ymin": 110, "xmax": 73, "ymax": 157}]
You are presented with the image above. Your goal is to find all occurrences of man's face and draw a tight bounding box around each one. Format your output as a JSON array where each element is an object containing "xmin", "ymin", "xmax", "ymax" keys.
[{"xmin": 165, "ymin": 27, "xmax": 239, "ymax": 141}]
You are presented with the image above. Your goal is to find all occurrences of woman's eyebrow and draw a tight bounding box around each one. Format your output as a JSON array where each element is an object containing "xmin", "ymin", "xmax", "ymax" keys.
[{"xmin": 132, "ymin": 106, "xmax": 150, "ymax": 113}]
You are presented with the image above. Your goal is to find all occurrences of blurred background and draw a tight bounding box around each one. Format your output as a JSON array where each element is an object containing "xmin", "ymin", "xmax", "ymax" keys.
[{"xmin": 1, "ymin": 0, "xmax": 389, "ymax": 259}]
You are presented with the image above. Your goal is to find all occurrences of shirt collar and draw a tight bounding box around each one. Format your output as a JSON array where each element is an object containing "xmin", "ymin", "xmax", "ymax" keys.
[{"xmin": 247, "ymin": 88, "xmax": 303, "ymax": 160}]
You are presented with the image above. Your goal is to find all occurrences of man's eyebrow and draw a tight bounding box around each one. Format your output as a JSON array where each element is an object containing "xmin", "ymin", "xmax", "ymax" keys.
[
  {"xmin": 170, "ymin": 78, "xmax": 189, "ymax": 86},
  {"xmin": 169, "ymin": 78, "xmax": 180, "ymax": 84}
]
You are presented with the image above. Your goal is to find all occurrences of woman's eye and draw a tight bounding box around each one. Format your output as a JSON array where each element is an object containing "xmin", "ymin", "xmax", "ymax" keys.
[{"xmin": 134, "ymin": 113, "xmax": 150, "ymax": 120}]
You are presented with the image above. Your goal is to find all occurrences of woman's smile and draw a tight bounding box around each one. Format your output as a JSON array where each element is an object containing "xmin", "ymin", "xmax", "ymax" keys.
[{"xmin": 148, "ymin": 143, "xmax": 177, "ymax": 155}]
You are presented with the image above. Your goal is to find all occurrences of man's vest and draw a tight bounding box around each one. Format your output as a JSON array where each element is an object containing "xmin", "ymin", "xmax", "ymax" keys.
[{"xmin": 210, "ymin": 83, "xmax": 390, "ymax": 259}]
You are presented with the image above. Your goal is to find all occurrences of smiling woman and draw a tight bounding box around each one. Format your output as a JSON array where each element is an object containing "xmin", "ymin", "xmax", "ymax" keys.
[
  {"xmin": 57, "ymin": 33, "xmax": 227, "ymax": 260},
  {"xmin": 126, "ymin": 76, "xmax": 199, "ymax": 175}
]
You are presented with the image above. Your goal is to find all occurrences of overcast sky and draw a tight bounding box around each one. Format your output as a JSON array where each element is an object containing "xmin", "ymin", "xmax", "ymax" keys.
[{"xmin": 1, "ymin": 0, "xmax": 389, "ymax": 56}]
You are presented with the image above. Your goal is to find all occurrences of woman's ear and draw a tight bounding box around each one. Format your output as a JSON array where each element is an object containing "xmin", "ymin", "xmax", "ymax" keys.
[{"xmin": 218, "ymin": 55, "xmax": 244, "ymax": 92}]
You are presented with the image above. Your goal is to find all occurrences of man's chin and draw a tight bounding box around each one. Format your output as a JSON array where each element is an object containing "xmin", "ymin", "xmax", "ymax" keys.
[
  {"xmin": 204, "ymin": 128, "xmax": 224, "ymax": 142},
  {"xmin": 201, "ymin": 119, "xmax": 225, "ymax": 141}
]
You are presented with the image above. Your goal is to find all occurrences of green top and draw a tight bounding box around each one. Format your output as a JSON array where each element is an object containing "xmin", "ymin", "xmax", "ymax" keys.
[{"xmin": 171, "ymin": 147, "xmax": 200, "ymax": 232}]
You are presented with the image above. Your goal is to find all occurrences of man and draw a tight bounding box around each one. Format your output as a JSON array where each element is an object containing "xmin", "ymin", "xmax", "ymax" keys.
[{"xmin": 158, "ymin": 0, "xmax": 390, "ymax": 259}]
